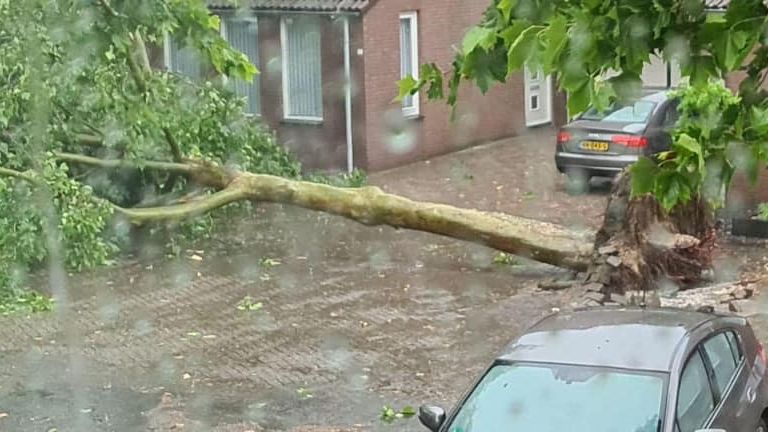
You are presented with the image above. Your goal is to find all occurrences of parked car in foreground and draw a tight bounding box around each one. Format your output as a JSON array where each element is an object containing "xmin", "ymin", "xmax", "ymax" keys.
[
  {"xmin": 555, "ymin": 91, "xmax": 679, "ymax": 189},
  {"xmin": 419, "ymin": 307, "xmax": 768, "ymax": 432}
]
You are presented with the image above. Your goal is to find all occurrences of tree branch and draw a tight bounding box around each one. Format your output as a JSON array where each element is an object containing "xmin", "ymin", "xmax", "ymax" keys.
[
  {"xmin": 54, "ymin": 152, "xmax": 193, "ymax": 174},
  {"xmin": 97, "ymin": 0, "xmax": 184, "ymax": 163},
  {"xmin": 76, "ymin": 133, "xmax": 104, "ymax": 146},
  {"xmin": 0, "ymin": 167, "xmax": 37, "ymax": 183},
  {"xmin": 114, "ymin": 186, "xmax": 248, "ymax": 225},
  {"xmin": 233, "ymin": 173, "xmax": 595, "ymax": 271},
  {"xmin": 125, "ymin": 30, "xmax": 183, "ymax": 162},
  {"xmin": 53, "ymin": 152, "xmax": 233, "ymax": 189}
]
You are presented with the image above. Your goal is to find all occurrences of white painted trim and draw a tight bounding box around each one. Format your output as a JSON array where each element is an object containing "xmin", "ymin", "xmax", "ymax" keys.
[
  {"xmin": 283, "ymin": 115, "xmax": 324, "ymax": 123},
  {"xmin": 218, "ymin": 15, "xmax": 229, "ymax": 86},
  {"xmin": 399, "ymin": 11, "xmax": 419, "ymax": 118},
  {"xmin": 163, "ymin": 33, "xmax": 172, "ymax": 71},
  {"xmin": 524, "ymin": 69, "xmax": 553, "ymax": 127},
  {"xmin": 343, "ymin": 16, "xmax": 354, "ymax": 173},
  {"xmin": 280, "ymin": 17, "xmax": 291, "ymax": 120}
]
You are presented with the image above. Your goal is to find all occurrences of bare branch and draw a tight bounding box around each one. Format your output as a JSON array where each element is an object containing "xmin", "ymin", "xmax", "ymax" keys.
[
  {"xmin": 97, "ymin": 0, "xmax": 120, "ymax": 17},
  {"xmin": 54, "ymin": 152, "xmax": 194, "ymax": 174},
  {"xmin": 125, "ymin": 30, "xmax": 182, "ymax": 162},
  {"xmin": 115, "ymin": 186, "xmax": 248, "ymax": 225},
  {"xmin": 0, "ymin": 167, "xmax": 37, "ymax": 183},
  {"xmin": 53, "ymin": 152, "xmax": 233, "ymax": 189},
  {"xmin": 76, "ymin": 133, "xmax": 104, "ymax": 146}
]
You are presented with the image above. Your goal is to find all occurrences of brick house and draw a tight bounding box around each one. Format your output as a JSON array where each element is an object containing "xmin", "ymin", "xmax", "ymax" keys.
[{"xmin": 162, "ymin": 0, "xmax": 566, "ymax": 172}]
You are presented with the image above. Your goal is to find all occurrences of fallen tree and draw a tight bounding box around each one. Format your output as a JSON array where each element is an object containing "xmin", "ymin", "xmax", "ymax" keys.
[{"xmin": 3, "ymin": 0, "xmax": 768, "ymax": 312}]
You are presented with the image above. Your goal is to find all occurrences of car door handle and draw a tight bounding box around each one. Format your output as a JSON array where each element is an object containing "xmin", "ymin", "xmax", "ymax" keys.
[{"xmin": 747, "ymin": 386, "xmax": 757, "ymax": 403}]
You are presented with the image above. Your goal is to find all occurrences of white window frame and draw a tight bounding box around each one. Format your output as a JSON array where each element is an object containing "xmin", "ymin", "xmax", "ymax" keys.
[
  {"xmin": 280, "ymin": 16, "xmax": 324, "ymax": 122},
  {"xmin": 399, "ymin": 11, "xmax": 419, "ymax": 117},
  {"xmin": 163, "ymin": 33, "xmax": 171, "ymax": 71},
  {"xmin": 163, "ymin": 33, "xmax": 204, "ymax": 79},
  {"xmin": 220, "ymin": 14, "xmax": 262, "ymax": 117}
]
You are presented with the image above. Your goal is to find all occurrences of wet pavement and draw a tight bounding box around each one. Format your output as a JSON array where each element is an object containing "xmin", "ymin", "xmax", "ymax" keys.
[{"xmin": 0, "ymin": 128, "xmax": 765, "ymax": 431}]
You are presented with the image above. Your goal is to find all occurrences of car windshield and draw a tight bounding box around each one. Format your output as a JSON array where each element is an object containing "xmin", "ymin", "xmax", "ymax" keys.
[
  {"xmin": 580, "ymin": 101, "xmax": 657, "ymax": 123},
  {"xmin": 447, "ymin": 363, "xmax": 665, "ymax": 432}
]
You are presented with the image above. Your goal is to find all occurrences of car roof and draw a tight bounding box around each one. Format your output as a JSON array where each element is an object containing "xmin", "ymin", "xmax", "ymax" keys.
[{"xmin": 497, "ymin": 307, "xmax": 718, "ymax": 372}]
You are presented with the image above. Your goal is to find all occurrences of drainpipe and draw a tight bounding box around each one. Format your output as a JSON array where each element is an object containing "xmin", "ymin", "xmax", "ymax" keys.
[{"xmin": 343, "ymin": 16, "xmax": 354, "ymax": 173}]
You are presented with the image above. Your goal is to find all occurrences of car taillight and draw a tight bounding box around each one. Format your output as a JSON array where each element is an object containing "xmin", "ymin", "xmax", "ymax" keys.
[
  {"xmin": 557, "ymin": 131, "xmax": 571, "ymax": 144},
  {"xmin": 612, "ymin": 134, "xmax": 648, "ymax": 148}
]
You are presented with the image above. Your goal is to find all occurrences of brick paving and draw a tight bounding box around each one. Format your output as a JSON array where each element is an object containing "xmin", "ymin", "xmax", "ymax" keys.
[{"xmin": 0, "ymin": 130, "xmax": 606, "ymax": 431}]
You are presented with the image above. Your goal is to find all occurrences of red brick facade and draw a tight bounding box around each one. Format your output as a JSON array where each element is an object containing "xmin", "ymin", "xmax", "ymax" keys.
[
  {"xmin": 175, "ymin": 4, "xmax": 564, "ymax": 173},
  {"xmin": 360, "ymin": 0, "xmax": 529, "ymax": 170}
]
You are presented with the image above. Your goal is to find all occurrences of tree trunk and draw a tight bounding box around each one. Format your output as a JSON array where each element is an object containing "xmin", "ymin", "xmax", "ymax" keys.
[
  {"xmin": 35, "ymin": 156, "xmax": 720, "ymax": 290},
  {"xmin": 587, "ymin": 173, "xmax": 715, "ymax": 295},
  {"xmin": 119, "ymin": 171, "xmax": 596, "ymax": 271}
]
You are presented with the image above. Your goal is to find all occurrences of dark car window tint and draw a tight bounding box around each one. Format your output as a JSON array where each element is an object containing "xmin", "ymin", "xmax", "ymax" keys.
[
  {"xmin": 704, "ymin": 333, "xmax": 738, "ymax": 395},
  {"xmin": 677, "ymin": 351, "xmax": 714, "ymax": 432},
  {"xmin": 725, "ymin": 331, "xmax": 743, "ymax": 361},
  {"xmin": 663, "ymin": 102, "xmax": 680, "ymax": 128}
]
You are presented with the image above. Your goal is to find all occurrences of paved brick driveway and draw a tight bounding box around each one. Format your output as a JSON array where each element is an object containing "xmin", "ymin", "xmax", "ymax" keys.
[{"xmin": 0, "ymin": 129, "xmax": 610, "ymax": 431}]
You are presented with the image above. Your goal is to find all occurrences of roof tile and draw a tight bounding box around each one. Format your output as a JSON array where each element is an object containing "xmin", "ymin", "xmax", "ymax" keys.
[{"xmin": 207, "ymin": 0, "xmax": 370, "ymax": 12}]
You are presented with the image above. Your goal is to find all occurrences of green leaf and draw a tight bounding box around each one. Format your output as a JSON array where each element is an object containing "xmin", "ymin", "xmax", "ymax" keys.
[
  {"xmin": 497, "ymin": 0, "xmax": 517, "ymax": 22},
  {"xmin": 396, "ymin": 75, "xmax": 419, "ymax": 102},
  {"xmin": 507, "ymin": 26, "xmax": 542, "ymax": 72},
  {"xmin": 590, "ymin": 80, "xmax": 615, "ymax": 113},
  {"xmin": 750, "ymin": 106, "xmax": 768, "ymax": 134},
  {"xmin": 657, "ymin": 173, "xmax": 681, "ymax": 211},
  {"xmin": 674, "ymin": 133, "xmax": 701, "ymax": 156},
  {"xmin": 206, "ymin": 14, "xmax": 221, "ymax": 31},
  {"xmin": 419, "ymin": 63, "xmax": 445, "ymax": 100},
  {"xmin": 462, "ymin": 26, "xmax": 496, "ymax": 54},
  {"xmin": 462, "ymin": 44, "xmax": 508, "ymax": 93},
  {"xmin": 567, "ymin": 80, "xmax": 591, "ymax": 115},
  {"xmin": 630, "ymin": 157, "xmax": 659, "ymax": 196},
  {"xmin": 499, "ymin": 21, "xmax": 529, "ymax": 46},
  {"xmin": 686, "ymin": 56, "xmax": 719, "ymax": 87},
  {"xmin": 541, "ymin": 16, "xmax": 568, "ymax": 74}
]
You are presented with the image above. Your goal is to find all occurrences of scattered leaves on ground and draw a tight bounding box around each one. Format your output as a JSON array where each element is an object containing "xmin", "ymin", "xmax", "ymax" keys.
[
  {"xmin": 236, "ymin": 296, "xmax": 263, "ymax": 311},
  {"xmin": 297, "ymin": 387, "xmax": 314, "ymax": 400},
  {"xmin": 379, "ymin": 405, "xmax": 416, "ymax": 423},
  {"xmin": 492, "ymin": 252, "xmax": 518, "ymax": 265}
]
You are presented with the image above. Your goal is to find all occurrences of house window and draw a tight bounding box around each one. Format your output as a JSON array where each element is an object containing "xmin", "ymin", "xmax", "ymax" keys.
[
  {"xmin": 281, "ymin": 16, "xmax": 323, "ymax": 121},
  {"xmin": 399, "ymin": 11, "xmax": 419, "ymax": 117},
  {"xmin": 530, "ymin": 94, "xmax": 539, "ymax": 110},
  {"xmin": 165, "ymin": 36, "xmax": 203, "ymax": 79},
  {"xmin": 223, "ymin": 16, "xmax": 261, "ymax": 115}
]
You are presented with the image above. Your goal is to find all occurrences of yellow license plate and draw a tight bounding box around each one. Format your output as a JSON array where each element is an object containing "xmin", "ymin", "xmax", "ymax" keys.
[{"xmin": 580, "ymin": 140, "xmax": 609, "ymax": 152}]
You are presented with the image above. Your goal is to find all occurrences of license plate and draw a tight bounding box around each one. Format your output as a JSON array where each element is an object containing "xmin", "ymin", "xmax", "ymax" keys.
[{"xmin": 580, "ymin": 140, "xmax": 609, "ymax": 152}]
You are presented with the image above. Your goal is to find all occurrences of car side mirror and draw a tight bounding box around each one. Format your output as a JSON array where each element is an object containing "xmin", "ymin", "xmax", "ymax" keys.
[{"xmin": 418, "ymin": 405, "xmax": 446, "ymax": 431}]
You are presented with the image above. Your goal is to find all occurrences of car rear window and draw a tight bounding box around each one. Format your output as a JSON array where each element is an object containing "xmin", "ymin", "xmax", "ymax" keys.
[{"xmin": 580, "ymin": 101, "xmax": 657, "ymax": 123}]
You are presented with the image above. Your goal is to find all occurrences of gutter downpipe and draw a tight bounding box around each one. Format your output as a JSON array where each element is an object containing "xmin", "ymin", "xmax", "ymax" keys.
[{"xmin": 343, "ymin": 16, "xmax": 354, "ymax": 173}]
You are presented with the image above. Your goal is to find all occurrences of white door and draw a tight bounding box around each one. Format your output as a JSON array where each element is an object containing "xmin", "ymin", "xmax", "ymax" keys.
[{"xmin": 524, "ymin": 66, "xmax": 552, "ymax": 127}]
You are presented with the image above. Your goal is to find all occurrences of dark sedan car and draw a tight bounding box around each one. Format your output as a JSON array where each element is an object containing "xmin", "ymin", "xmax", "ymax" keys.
[
  {"xmin": 555, "ymin": 91, "xmax": 679, "ymax": 188},
  {"xmin": 419, "ymin": 307, "xmax": 768, "ymax": 432}
]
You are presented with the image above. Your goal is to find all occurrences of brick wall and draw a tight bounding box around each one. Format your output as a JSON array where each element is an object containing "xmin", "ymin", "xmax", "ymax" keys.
[
  {"xmin": 360, "ymin": 0, "xmax": 528, "ymax": 171},
  {"xmin": 155, "ymin": 12, "xmax": 362, "ymax": 173},
  {"xmin": 258, "ymin": 14, "xmax": 357, "ymax": 172}
]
